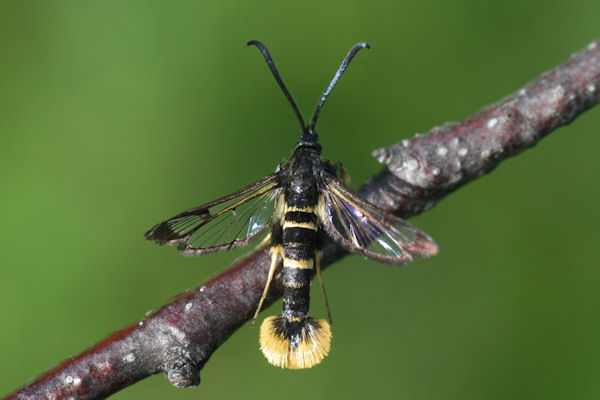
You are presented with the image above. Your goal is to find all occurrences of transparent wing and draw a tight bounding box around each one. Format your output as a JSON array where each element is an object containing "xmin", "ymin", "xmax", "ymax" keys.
[
  {"xmin": 145, "ymin": 174, "xmax": 281, "ymax": 255},
  {"xmin": 319, "ymin": 174, "xmax": 438, "ymax": 265}
]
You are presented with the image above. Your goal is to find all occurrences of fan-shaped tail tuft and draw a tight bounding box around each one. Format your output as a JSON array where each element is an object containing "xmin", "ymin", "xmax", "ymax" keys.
[{"xmin": 259, "ymin": 315, "xmax": 331, "ymax": 369}]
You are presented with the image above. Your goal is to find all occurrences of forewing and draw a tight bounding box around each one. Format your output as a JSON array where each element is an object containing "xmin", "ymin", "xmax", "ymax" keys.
[
  {"xmin": 145, "ymin": 174, "xmax": 281, "ymax": 255},
  {"xmin": 319, "ymin": 175, "xmax": 438, "ymax": 265}
]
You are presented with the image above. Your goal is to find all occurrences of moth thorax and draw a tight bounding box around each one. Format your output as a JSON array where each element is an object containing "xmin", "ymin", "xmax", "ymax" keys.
[{"xmin": 259, "ymin": 315, "xmax": 331, "ymax": 369}]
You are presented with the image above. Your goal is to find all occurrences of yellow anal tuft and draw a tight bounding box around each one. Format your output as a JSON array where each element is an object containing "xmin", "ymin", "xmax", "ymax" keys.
[{"xmin": 259, "ymin": 316, "xmax": 332, "ymax": 369}]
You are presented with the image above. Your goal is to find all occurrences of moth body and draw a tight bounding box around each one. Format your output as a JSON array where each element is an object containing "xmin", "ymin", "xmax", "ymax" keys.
[
  {"xmin": 145, "ymin": 41, "xmax": 438, "ymax": 369},
  {"xmin": 259, "ymin": 138, "xmax": 332, "ymax": 368}
]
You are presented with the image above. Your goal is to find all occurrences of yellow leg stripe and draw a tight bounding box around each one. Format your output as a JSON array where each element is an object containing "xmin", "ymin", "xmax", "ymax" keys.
[
  {"xmin": 284, "ymin": 257, "xmax": 314, "ymax": 270},
  {"xmin": 251, "ymin": 245, "xmax": 282, "ymax": 327}
]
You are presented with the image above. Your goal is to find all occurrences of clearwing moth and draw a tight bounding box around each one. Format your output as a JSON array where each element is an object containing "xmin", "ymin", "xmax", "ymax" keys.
[{"xmin": 145, "ymin": 41, "xmax": 438, "ymax": 369}]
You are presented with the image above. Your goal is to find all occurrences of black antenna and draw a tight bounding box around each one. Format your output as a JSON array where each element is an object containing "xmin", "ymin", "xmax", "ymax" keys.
[
  {"xmin": 309, "ymin": 42, "xmax": 370, "ymax": 134},
  {"xmin": 247, "ymin": 40, "xmax": 306, "ymax": 132}
]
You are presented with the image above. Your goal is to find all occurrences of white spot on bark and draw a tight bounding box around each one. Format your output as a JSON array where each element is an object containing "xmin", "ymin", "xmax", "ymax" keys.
[
  {"xmin": 96, "ymin": 360, "xmax": 111, "ymax": 372},
  {"xmin": 518, "ymin": 88, "xmax": 527, "ymax": 96},
  {"xmin": 138, "ymin": 321, "xmax": 144, "ymax": 326},
  {"xmin": 481, "ymin": 149, "xmax": 490, "ymax": 159},
  {"xmin": 432, "ymin": 167, "xmax": 440, "ymax": 176},
  {"xmin": 458, "ymin": 148, "xmax": 468, "ymax": 157},
  {"xmin": 544, "ymin": 85, "xmax": 565, "ymax": 117},
  {"xmin": 199, "ymin": 286, "xmax": 206, "ymax": 292},
  {"xmin": 519, "ymin": 128, "xmax": 536, "ymax": 144},
  {"xmin": 487, "ymin": 118, "xmax": 498, "ymax": 128},
  {"xmin": 185, "ymin": 302, "xmax": 193, "ymax": 311},
  {"xmin": 450, "ymin": 138, "xmax": 459, "ymax": 148},
  {"xmin": 588, "ymin": 42, "xmax": 597, "ymax": 50},
  {"xmin": 437, "ymin": 146, "xmax": 448, "ymax": 156},
  {"xmin": 406, "ymin": 158, "xmax": 418, "ymax": 170},
  {"xmin": 522, "ymin": 85, "xmax": 565, "ymax": 122},
  {"xmin": 73, "ymin": 377, "xmax": 81, "ymax": 385},
  {"xmin": 124, "ymin": 353, "xmax": 136, "ymax": 363},
  {"xmin": 587, "ymin": 84, "xmax": 596, "ymax": 93},
  {"xmin": 552, "ymin": 85, "xmax": 564, "ymax": 98},
  {"xmin": 168, "ymin": 325, "xmax": 187, "ymax": 342},
  {"xmin": 401, "ymin": 139, "xmax": 410, "ymax": 147},
  {"xmin": 454, "ymin": 160, "xmax": 462, "ymax": 170},
  {"xmin": 65, "ymin": 375, "xmax": 74, "ymax": 384}
]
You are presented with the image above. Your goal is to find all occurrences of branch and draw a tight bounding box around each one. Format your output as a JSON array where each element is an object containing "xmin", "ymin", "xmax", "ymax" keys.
[{"xmin": 5, "ymin": 39, "xmax": 600, "ymax": 400}]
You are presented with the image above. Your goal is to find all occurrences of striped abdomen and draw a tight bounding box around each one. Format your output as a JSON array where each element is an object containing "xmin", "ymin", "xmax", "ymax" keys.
[
  {"xmin": 259, "ymin": 201, "xmax": 331, "ymax": 369},
  {"xmin": 281, "ymin": 208, "xmax": 318, "ymax": 321}
]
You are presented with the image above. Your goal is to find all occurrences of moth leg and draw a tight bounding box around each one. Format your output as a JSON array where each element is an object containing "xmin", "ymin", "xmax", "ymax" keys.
[
  {"xmin": 315, "ymin": 250, "xmax": 333, "ymax": 323},
  {"xmin": 251, "ymin": 245, "xmax": 282, "ymax": 327},
  {"xmin": 334, "ymin": 161, "xmax": 351, "ymax": 185}
]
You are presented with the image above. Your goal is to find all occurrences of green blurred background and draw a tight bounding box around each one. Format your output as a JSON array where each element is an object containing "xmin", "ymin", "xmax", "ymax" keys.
[{"xmin": 1, "ymin": 1, "xmax": 599, "ymax": 399}]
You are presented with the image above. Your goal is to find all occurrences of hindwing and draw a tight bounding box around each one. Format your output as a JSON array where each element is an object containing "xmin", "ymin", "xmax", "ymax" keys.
[{"xmin": 319, "ymin": 173, "xmax": 438, "ymax": 265}]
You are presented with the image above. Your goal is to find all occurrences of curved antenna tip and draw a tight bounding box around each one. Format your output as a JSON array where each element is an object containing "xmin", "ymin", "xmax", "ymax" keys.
[
  {"xmin": 246, "ymin": 40, "xmax": 307, "ymax": 132},
  {"xmin": 309, "ymin": 41, "xmax": 371, "ymax": 133},
  {"xmin": 246, "ymin": 40, "xmax": 263, "ymax": 47}
]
